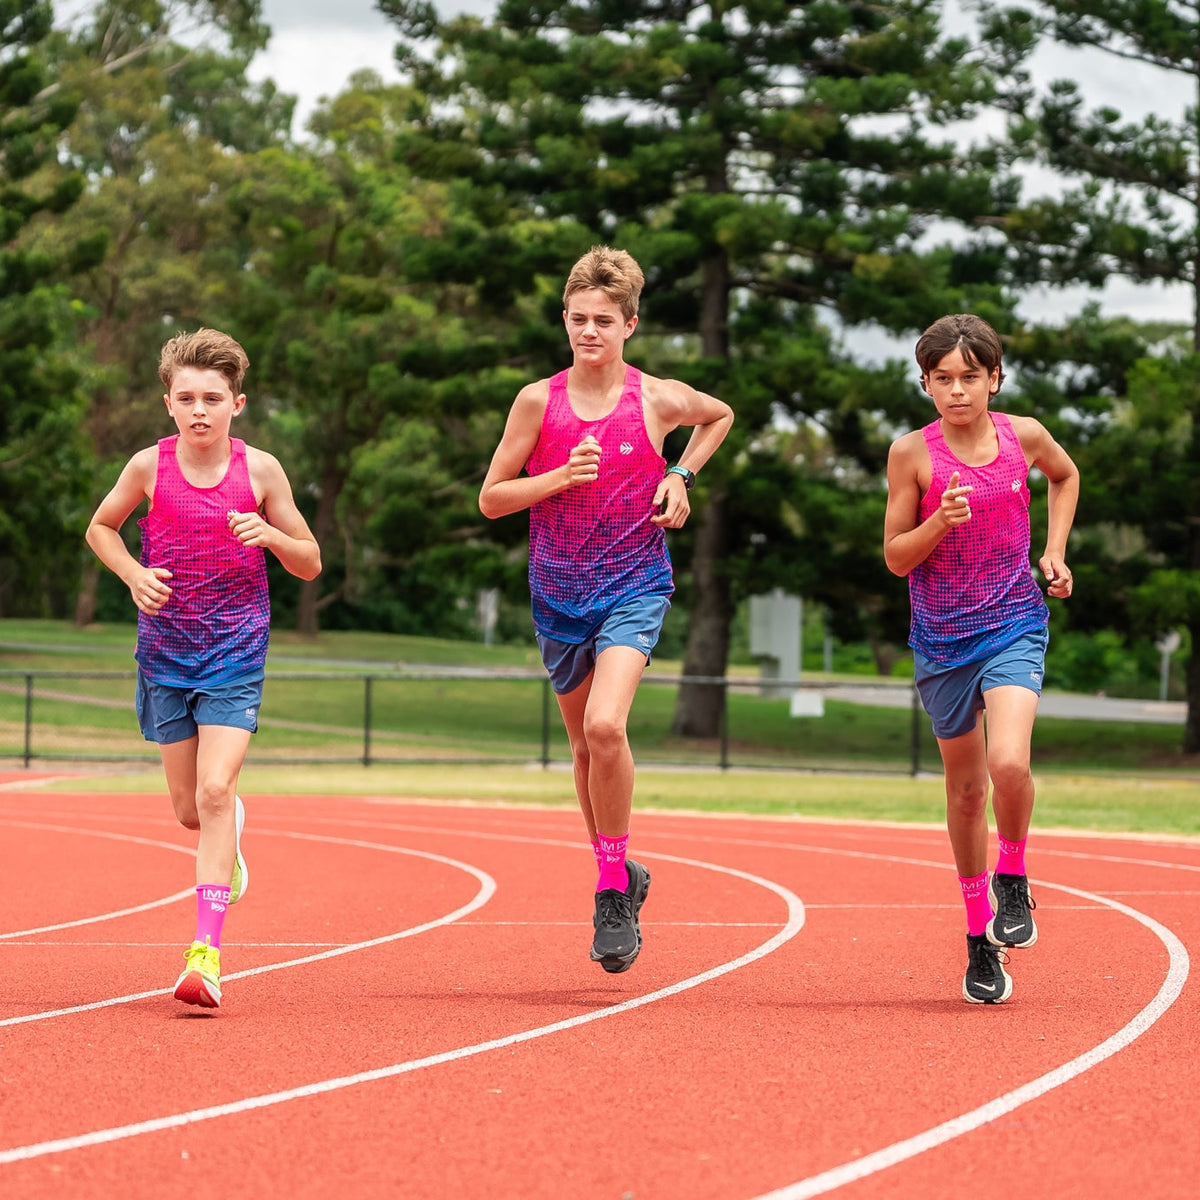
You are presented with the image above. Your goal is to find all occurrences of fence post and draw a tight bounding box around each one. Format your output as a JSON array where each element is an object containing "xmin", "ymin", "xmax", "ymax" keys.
[
  {"xmin": 910, "ymin": 683, "xmax": 921, "ymax": 776},
  {"xmin": 541, "ymin": 678, "xmax": 551, "ymax": 768},
  {"xmin": 23, "ymin": 674, "xmax": 33, "ymax": 768},
  {"xmin": 362, "ymin": 676, "xmax": 373, "ymax": 767},
  {"xmin": 719, "ymin": 678, "xmax": 730, "ymax": 770}
]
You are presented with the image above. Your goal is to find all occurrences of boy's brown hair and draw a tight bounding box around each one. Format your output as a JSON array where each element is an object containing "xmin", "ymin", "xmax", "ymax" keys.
[
  {"xmin": 563, "ymin": 246, "xmax": 645, "ymax": 321},
  {"xmin": 159, "ymin": 328, "xmax": 250, "ymax": 395},
  {"xmin": 915, "ymin": 313, "xmax": 1006, "ymax": 392}
]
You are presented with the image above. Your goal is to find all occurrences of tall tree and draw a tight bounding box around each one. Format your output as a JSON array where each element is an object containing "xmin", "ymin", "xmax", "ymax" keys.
[
  {"xmin": 21, "ymin": 0, "xmax": 290, "ymax": 623},
  {"xmin": 979, "ymin": 0, "xmax": 1200, "ymax": 751},
  {"xmin": 380, "ymin": 0, "xmax": 1016, "ymax": 734},
  {"xmin": 0, "ymin": 0, "xmax": 94, "ymax": 616}
]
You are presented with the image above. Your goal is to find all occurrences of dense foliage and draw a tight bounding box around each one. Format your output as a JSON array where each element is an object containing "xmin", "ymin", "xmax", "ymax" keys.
[{"xmin": 1, "ymin": 1, "xmax": 1195, "ymax": 751}]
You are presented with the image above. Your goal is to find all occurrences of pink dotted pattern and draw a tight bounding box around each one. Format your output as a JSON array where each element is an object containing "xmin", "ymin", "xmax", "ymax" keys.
[
  {"xmin": 135, "ymin": 436, "xmax": 270, "ymax": 685},
  {"xmin": 908, "ymin": 412, "xmax": 1048, "ymax": 665},
  {"xmin": 527, "ymin": 366, "xmax": 673, "ymax": 642}
]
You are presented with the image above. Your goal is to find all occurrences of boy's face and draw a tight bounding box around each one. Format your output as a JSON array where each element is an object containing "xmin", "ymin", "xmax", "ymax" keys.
[
  {"xmin": 163, "ymin": 367, "xmax": 245, "ymax": 446},
  {"xmin": 563, "ymin": 288, "xmax": 637, "ymax": 364},
  {"xmin": 923, "ymin": 347, "xmax": 999, "ymax": 424}
]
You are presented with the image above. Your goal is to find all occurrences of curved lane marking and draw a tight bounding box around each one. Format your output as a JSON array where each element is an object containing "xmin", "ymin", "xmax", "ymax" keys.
[
  {"xmin": 0, "ymin": 820, "xmax": 196, "ymax": 940},
  {"xmin": 748, "ymin": 879, "xmax": 1190, "ymax": 1199},
  {"xmin": 0, "ymin": 848, "xmax": 805, "ymax": 1164},
  {"xmin": 0, "ymin": 833, "xmax": 496, "ymax": 1029},
  {"xmin": 0, "ymin": 808, "xmax": 1190, "ymax": 1185}
]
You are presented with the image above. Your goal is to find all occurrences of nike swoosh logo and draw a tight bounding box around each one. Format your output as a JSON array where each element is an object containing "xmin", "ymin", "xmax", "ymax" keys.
[
  {"xmin": 1003, "ymin": 924, "xmax": 1025, "ymax": 935},
  {"xmin": 976, "ymin": 982, "xmax": 998, "ymax": 993}
]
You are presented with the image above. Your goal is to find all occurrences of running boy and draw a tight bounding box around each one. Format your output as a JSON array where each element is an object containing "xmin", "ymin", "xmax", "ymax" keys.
[
  {"xmin": 480, "ymin": 246, "xmax": 734, "ymax": 974},
  {"xmin": 86, "ymin": 328, "xmax": 321, "ymax": 1009},
  {"xmin": 884, "ymin": 313, "xmax": 1079, "ymax": 1004}
]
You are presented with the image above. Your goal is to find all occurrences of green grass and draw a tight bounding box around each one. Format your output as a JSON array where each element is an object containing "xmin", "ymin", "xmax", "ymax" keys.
[
  {"xmin": 3, "ymin": 619, "xmax": 1198, "ymax": 837},
  {"xmin": 24, "ymin": 762, "xmax": 1200, "ymax": 838}
]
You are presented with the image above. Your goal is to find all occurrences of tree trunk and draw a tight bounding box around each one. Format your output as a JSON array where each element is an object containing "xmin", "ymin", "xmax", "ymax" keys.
[
  {"xmin": 1185, "ymin": 617, "xmax": 1200, "ymax": 754},
  {"xmin": 295, "ymin": 464, "xmax": 341, "ymax": 638},
  {"xmin": 670, "ymin": 486, "xmax": 733, "ymax": 738},
  {"xmin": 73, "ymin": 559, "xmax": 100, "ymax": 626},
  {"xmin": 669, "ymin": 243, "xmax": 733, "ymax": 739}
]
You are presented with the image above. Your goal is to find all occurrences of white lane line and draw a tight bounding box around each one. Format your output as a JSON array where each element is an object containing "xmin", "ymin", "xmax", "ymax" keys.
[
  {"xmin": 0, "ymin": 820, "xmax": 197, "ymax": 940},
  {"xmin": 0, "ymin": 849, "xmax": 804, "ymax": 1165},
  {"xmin": 0, "ymin": 836, "xmax": 495, "ymax": 1029},
  {"xmin": 749, "ymin": 878, "xmax": 1190, "ymax": 1200}
]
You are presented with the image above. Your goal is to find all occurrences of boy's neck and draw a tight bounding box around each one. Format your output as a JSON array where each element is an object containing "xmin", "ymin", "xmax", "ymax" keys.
[
  {"xmin": 568, "ymin": 356, "xmax": 627, "ymax": 396},
  {"xmin": 939, "ymin": 413, "xmax": 997, "ymax": 462}
]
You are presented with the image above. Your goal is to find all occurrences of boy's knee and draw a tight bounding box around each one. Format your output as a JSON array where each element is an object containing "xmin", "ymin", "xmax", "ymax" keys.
[
  {"xmin": 947, "ymin": 781, "xmax": 988, "ymax": 818},
  {"xmin": 583, "ymin": 714, "xmax": 627, "ymax": 754},
  {"xmin": 989, "ymin": 756, "xmax": 1031, "ymax": 795},
  {"xmin": 194, "ymin": 780, "xmax": 235, "ymax": 818}
]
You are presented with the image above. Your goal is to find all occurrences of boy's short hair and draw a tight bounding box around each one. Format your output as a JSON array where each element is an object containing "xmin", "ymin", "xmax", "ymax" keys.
[
  {"xmin": 563, "ymin": 246, "xmax": 645, "ymax": 321},
  {"xmin": 159, "ymin": 328, "xmax": 250, "ymax": 394},
  {"xmin": 915, "ymin": 313, "xmax": 1006, "ymax": 391}
]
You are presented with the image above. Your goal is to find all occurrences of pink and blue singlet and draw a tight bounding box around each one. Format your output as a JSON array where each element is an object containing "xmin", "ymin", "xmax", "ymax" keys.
[
  {"xmin": 526, "ymin": 366, "xmax": 673, "ymax": 642},
  {"xmin": 908, "ymin": 413, "xmax": 1047, "ymax": 666},
  {"xmin": 136, "ymin": 436, "xmax": 270, "ymax": 686}
]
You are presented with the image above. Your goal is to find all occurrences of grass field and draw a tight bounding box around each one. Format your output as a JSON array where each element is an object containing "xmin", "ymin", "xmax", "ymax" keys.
[{"xmin": 3, "ymin": 620, "xmax": 1198, "ymax": 838}]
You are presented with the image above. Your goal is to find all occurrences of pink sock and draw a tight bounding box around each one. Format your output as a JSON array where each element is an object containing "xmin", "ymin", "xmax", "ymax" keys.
[
  {"xmin": 997, "ymin": 835, "xmax": 1027, "ymax": 876},
  {"xmin": 596, "ymin": 832, "xmax": 629, "ymax": 893},
  {"xmin": 591, "ymin": 840, "xmax": 602, "ymax": 868},
  {"xmin": 958, "ymin": 871, "xmax": 992, "ymax": 937},
  {"xmin": 195, "ymin": 884, "xmax": 231, "ymax": 948}
]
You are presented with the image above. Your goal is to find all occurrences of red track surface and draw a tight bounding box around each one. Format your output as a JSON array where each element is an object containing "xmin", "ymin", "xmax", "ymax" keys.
[{"xmin": 1, "ymin": 783, "xmax": 1197, "ymax": 1199}]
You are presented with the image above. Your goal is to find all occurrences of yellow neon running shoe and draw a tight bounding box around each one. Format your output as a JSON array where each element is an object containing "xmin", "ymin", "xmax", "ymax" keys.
[
  {"xmin": 173, "ymin": 937, "xmax": 222, "ymax": 1008},
  {"xmin": 230, "ymin": 794, "xmax": 248, "ymax": 904}
]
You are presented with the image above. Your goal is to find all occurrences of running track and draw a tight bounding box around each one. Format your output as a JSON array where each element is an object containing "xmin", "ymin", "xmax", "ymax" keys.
[{"xmin": 1, "ymin": 778, "xmax": 1197, "ymax": 1199}]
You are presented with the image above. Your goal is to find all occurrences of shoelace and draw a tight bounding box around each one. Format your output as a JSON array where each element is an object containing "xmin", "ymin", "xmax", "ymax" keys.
[
  {"xmin": 969, "ymin": 939, "xmax": 1007, "ymax": 979},
  {"xmin": 998, "ymin": 878, "xmax": 1036, "ymax": 918},
  {"xmin": 595, "ymin": 889, "xmax": 633, "ymax": 929}
]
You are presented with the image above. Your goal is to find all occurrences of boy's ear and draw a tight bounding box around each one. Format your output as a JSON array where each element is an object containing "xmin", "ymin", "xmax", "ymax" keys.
[{"xmin": 919, "ymin": 375, "xmax": 931, "ymax": 396}]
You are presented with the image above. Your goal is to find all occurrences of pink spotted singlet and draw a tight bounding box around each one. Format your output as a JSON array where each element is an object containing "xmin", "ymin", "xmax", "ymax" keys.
[
  {"xmin": 527, "ymin": 366, "xmax": 673, "ymax": 642},
  {"xmin": 136, "ymin": 436, "xmax": 270, "ymax": 686},
  {"xmin": 908, "ymin": 413, "xmax": 1048, "ymax": 666}
]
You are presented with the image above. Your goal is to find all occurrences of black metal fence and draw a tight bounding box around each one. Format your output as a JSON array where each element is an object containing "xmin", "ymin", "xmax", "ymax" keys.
[{"xmin": 0, "ymin": 667, "xmax": 933, "ymax": 774}]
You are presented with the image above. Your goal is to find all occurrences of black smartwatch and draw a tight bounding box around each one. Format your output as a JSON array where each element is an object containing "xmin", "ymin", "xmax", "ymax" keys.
[{"xmin": 665, "ymin": 465, "xmax": 695, "ymax": 491}]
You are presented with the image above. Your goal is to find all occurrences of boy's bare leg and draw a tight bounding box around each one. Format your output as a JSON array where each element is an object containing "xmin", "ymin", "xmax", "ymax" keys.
[
  {"xmin": 980, "ymin": 685, "xmax": 1039, "ymax": 844},
  {"xmin": 556, "ymin": 646, "xmax": 646, "ymax": 839},
  {"xmin": 936, "ymin": 717, "xmax": 990, "ymax": 878},
  {"xmin": 159, "ymin": 727, "xmax": 251, "ymax": 885}
]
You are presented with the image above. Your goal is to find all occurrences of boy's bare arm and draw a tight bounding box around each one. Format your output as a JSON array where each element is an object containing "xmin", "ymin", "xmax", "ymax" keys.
[
  {"xmin": 1017, "ymin": 417, "xmax": 1079, "ymax": 596},
  {"xmin": 643, "ymin": 381, "xmax": 735, "ymax": 528},
  {"xmin": 240, "ymin": 451, "xmax": 322, "ymax": 580},
  {"xmin": 85, "ymin": 449, "xmax": 174, "ymax": 614},
  {"xmin": 479, "ymin": 383, "xmax": 597, "ymax": 519},
  {"xmin": 883, "ymin": 435, "xmax": 971, "ymax": 576}
]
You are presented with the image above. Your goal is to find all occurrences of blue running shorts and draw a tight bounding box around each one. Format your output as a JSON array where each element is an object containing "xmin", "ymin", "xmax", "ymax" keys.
[
  {"xmin": 536, "ymin": 592, "xmax": 672, "ymax": 696},
  {"xmin": 136, "ymin": 669, "xmax": 264, "ymax": 745},
  {"xmin": 914, "ymin": 625, "xmax": 1048, "ymax": 741}
]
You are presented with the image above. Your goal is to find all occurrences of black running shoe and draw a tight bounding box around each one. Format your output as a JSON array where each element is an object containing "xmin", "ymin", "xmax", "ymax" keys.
[
  {"xmin": 987, "ymin": 872, "xmax": 1038, "ymax": 949},
  {"xmin": 590, "ymin": 858, "xmax": 651, "ymax": 975},
  {"xmin": 963, "ymin": 932, "xmax": 1012, "ymax": 1004}
]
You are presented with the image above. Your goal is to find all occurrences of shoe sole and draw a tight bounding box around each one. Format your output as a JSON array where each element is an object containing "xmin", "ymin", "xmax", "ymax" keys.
[
  {"xmin": 231, "ymin": 794, "xmax": 248, "ymax": 904},
  {"xmin": 986, "ymin": 878, "xmax": 1037, "ymax": 949},
  {"xmin": 962, "ymin": 974, "xmax": 1013, "ymax": 1004},
  {"xmin": 173, "ymin": 971, "xmax": 221, "ymax": 1008},
  {"xmin": 591, "ymin": 861, "xmax": 651, "ymax": 974}
]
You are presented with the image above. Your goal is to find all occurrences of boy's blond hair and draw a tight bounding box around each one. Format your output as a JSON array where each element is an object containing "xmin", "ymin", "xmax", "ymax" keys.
[
  {"xmin": 159, "ymin": 328, "xmax": 250, "ymax": 395},
  {"xmin": 563, "ymin": 246, "xmax": 645, "ymax": 322}
]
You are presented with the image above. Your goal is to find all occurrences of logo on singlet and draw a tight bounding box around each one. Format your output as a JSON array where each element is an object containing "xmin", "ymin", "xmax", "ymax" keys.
[
  {"xmin": 1011, "ymin": 480, "xmax": 1021, "ymax": 492},
  {"xmin": 620, "ymin": 442, "xmax": 633, "ymax": 455}
]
